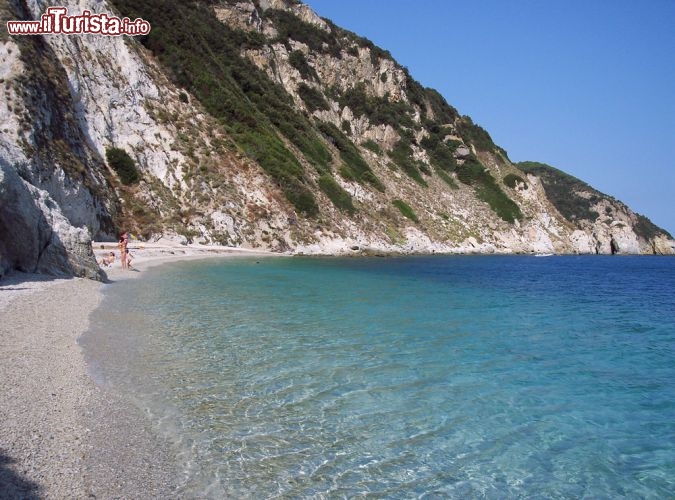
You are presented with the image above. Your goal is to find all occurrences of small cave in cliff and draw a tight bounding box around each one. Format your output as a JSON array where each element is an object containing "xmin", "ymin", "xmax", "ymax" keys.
[{"xmin": 610, "ymin": 238, "xmax": 619, "ymax": 255}]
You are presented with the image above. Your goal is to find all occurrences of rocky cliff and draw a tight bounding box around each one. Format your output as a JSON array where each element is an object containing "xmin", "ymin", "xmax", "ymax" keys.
[{"xmin": 1, "ymin": 0, "xmax": 672, "ymax": 278}]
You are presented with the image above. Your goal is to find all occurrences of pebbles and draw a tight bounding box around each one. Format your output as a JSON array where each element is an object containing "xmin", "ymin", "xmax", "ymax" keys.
[{"xmin": 0, "ymin": 274, "xmax": 179, "ymax": 498}]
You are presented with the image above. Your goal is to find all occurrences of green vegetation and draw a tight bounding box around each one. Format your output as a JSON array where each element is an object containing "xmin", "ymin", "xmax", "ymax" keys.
[
  {"xmin": 634, "ymin": 213, "xmax": 671, "ymax": 240},
  {"xmin": 110, "ymin": 0, "xmax": 333, "ymax": 216},
  {"xmin": 435, "ymin": 168, "xmax": 459, "ymax": 189},
  {"xmin": 392, "ymin": 199, "xmax": 419, "ymax": 223},
  {"xmin": 361, "ymin": 140, "xmax": 383, "ymax": 155},
  {"xmin": 456, "ymin": 116, "xmax": 498, "ymax": 153},
  {"xmin": 503, "ymin": 173, "xmax": 527, "ymax": 189},
  {"xmin": 289, "ymin": 50, "xmax": 318, "ymax": 81},
  {"xmin": 420, "ymin": 122, "xmax": 457, "ymax": 174},
  {"xmin": 318, "ymin": 174, "xmax": 355, "ymax": 214},
  {"xmin": 422, "ymin": 88, "xmax": 460, "ymax": 124},
  {"xmin": 105, "ymin": 147, "xmax": 140, "ymax": 185},
  {"xmin": 318, "ymin": 121, "xmax": 384, "ymax": 191},
  {"xmin": 457, "ymin": 158, "xmax": 522, "ymax": 223},
  {"xmin": 266, "ymin": 9, "xmax": 341, "ymax": 57},
  {"xmin": 341, "ymin": 120, "xmax": 351, "ymax": 134},
  {"xmin": 388, "ymin": 137, "xmax": 427, "ymax": 186},
  {"xmin": 385, "ymin": 225, "xmax": 405, "ymax": 244},
  {"xmin": 516, "ymin": 161, "xmax": 600, "ymax": 222},
  {"xmin": 297, "ymin": 83, "xmax": 329, "ymax": 112},
  {"xmin": 401, "ymin": 67, "xmax": 426, "ymax": 111},
  {"xmin": 285, "ymin": 188, "xmax": 319, "ymax": 217},
  {"xmin": 344, "ymin": 45, "xmax": 359, "ymax": 57},
  {"xmin": 356, "ymin": 37, "xmax": 392, "ymax": 66},
  {"xmin": 326, "ymin": 20, "xmax": 393, "ymax": 65},
  {"xmin": 337, "ymin": 83, "xmax": 414, "ymax": 128},
  {"xmin": 518, "ymin": 161, "xmax": 670, "ymax": 240}
]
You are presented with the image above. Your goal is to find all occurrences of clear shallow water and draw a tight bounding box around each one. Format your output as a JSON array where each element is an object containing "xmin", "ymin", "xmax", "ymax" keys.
[{"xmin": 83, "ymin": 256, "xmax": 675, "ymax": 498}]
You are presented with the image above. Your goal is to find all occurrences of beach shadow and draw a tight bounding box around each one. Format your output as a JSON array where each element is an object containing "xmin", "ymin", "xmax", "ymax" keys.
[
  {"xmin": 0, "ymin": 272, "xmax": 63, "ymax": 293},
  {"xmin": 0, "ymin": 450, "xmax": 42, "ymax": 500},
  {"xmin": 99, "ymin": 267, "xmax": 142, "ymax": 285}
]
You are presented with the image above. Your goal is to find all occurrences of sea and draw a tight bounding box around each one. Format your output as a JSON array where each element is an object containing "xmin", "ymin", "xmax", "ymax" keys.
[{"xmin": 82, "ymin": 255, "xmax": 675, "ymax": 498}]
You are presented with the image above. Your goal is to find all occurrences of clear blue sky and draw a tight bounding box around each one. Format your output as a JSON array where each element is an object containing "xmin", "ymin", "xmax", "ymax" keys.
[{"xmin": 304, "ymin": 0, "xmax": 675, "ymax": 235}]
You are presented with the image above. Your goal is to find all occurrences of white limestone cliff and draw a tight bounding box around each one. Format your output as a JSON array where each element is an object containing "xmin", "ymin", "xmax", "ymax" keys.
[{"xmin": 1, "ymin": 0, "xmax": 672, "ymax": 279}]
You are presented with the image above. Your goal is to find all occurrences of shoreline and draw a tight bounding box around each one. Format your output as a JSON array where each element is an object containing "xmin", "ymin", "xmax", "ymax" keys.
[
  {"xmin": 0, "ymin": 243, "xmax": 274, "ymax": 499},
  {"xmin": 2, "ymin": 244, "xmax": 673, "ymax": 497}
]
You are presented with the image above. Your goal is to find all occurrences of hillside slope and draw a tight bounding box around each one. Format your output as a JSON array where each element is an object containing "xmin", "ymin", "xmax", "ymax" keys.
[{"xmin": 1, "ymin": 0, "xmax": 672, "ymax": 277}]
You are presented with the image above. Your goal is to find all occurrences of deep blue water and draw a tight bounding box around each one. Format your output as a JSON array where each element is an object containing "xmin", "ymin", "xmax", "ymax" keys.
[{"xmin": 84, "ymin": 256, "xmax": 675, "ymax": 498}]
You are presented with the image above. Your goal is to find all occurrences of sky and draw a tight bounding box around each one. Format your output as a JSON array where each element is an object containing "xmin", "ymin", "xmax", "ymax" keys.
[{"xmin": 304, "ymin": 0, "xmax": 675, "ymax": 235}]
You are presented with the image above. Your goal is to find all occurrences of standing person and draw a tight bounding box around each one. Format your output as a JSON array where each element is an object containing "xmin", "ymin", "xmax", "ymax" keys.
[{"xmin": 118, "ymin": 232, "xmax": 129, "ymax": 270}]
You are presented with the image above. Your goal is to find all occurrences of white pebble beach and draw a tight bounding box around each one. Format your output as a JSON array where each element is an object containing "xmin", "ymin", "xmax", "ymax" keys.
[{"xmin": 0, "ymin": 242, "xmax": 275, "ymax": 498}]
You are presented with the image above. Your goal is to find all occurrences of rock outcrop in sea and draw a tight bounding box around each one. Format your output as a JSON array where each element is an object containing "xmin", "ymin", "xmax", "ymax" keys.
[{"xmin": 1, "ymin": 0, "xmax": 672, "ymax": 278}]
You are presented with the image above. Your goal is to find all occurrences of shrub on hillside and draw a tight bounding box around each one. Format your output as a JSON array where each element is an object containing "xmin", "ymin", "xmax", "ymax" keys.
[
  {"xmin": 456, "ymin": 117, "xmax": 497, "ymax": 152},
  {"xmin": 318, "ymin": 121, "xmax": 384, "ymax": 191},
  {"xmin": 110, "ymin": 0, "xmax": 328, "ymax": 215},
  {"xmin": 105, "ymin": 147, "xmax": 140, "ymax": 185},
  {"xmin": 289, "ymin": 51, "xmax": 318, "ymax": 81},
  {"xmin": 319, "ymin": 174, "xmax": 355, "ymax": 214},
  {"xmin": 388, "ymin": 139, "xmax": 427, "ymax": 187},
  {"xmin": 362, "ymin": 140, "xmax": 383, "ymax": 155},
  {"xmin": 457, "ymin": 158, "xmax": 522, "ymax": 223},
  {"xmin": 297, "ymin": 83, "xmax": 329, "ymax": 112},
  {"xmin": 338, "ymin": 83, "xmax": 414, "ymax": 128},
  {"xmin": 422, "ymin": 88, "xmax": 460, "ymax": 124},
  {"xmin": 392, "ymin": 199, "xmax": 419, "ymax": 223},
  {"xmin": 266, "ymin": 9, "xmax": 341, "ymax": 57},
  {"xmin": 635, "ymin": 213, "xmax": 671, "ymax": 240},
  {"xmin": 503, "ymin": 173, "xmax": 527, "ymax": 189},
  {"xmin": 420, "ymin": 125, "xmax": 457, "ymax": 173},
  {"xmin": 517, "ymin": 161, "xmax": 600, "ymax": 222}
]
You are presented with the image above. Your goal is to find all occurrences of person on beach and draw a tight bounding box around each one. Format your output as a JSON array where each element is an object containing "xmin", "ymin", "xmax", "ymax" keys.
[
  {"xmin": 118, "ymin": 232, "xmax": 129, "ymax": 270},
  {"xmin": 98, "ymin": 251, "xmax": 116, "ymax": 267}
]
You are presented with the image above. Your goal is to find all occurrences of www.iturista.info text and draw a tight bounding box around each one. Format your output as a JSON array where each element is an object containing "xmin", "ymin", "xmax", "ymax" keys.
[{"xmin": 6, "ymin": 7, "xmax": 150, "ymax": 36}]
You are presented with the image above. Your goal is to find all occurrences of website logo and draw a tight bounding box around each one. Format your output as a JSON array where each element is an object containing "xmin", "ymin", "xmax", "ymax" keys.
[{"xmin": 7, "ymin": 7, "xmax": 151, "ymax": 36}]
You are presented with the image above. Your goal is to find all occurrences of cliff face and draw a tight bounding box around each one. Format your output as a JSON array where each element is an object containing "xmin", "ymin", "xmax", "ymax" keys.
[
  {"xmin": 1, "ymin": 0, "xmax": 672, "ymax": 277},
  {"xmin": 1, "ymin": 0, "xmax": 110, "ymax": 278}
]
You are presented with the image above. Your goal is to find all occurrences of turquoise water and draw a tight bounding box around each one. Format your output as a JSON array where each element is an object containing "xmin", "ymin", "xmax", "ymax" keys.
[{"xmin": 84, "ymin": 256, "xmax": 675, "ymax": 498}]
